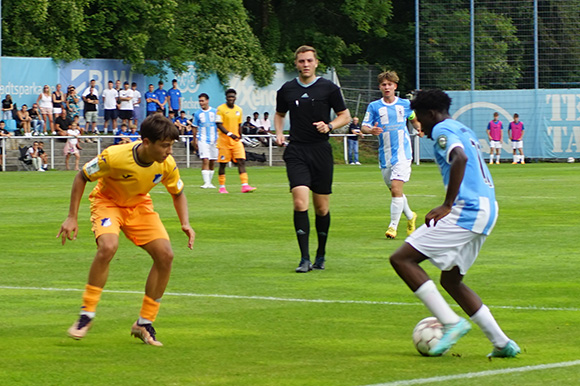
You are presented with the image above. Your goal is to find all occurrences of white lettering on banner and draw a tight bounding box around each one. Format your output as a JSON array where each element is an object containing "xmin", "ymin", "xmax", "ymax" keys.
[
  {"xmin": 547, "ymin": 126, "xmax": 567, "ymax": 152},
  {"xmin": 182, "ymin": 100, "xmax": 200, "ymax": 112},
  {"xmin": 176, "ymin": 65, "xmax": 199, "ymax": 94},
  {"xmin": 565, "ymin": 126, "xmax": 580, "ymax": 152},
  {"xmin": 546, "ymin": 93, "xmax": 580, "ymax": 122},
  {"xmin": 229, "ymin": 77, "xmax": 277, "ymax": 112},
  {"xmin": 0, "ymin": 82, "xmax": 44, "ymax": 98},
  {"xmin": 547, "ymin": 94, "xmax": 562, "ymax": 121}
]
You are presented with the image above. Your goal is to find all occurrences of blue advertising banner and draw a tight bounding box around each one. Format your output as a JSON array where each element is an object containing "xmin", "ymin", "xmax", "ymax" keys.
[
  {"xmin": 0, "ymin": 57, "xmax": 57, "ymax": 107},
  {"xmin": 418, "ymin": 89, "xmax": 580, "ymax": 160}
]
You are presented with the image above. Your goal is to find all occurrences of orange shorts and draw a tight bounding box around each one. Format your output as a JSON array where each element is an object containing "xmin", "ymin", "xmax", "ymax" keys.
[
  {"xmin": 218, "ymin": 141, "xmax": 246, "ymax": 163},
  {"xmin": 90, "ymin": 196, "xmax": 169, "ymax": 246}
]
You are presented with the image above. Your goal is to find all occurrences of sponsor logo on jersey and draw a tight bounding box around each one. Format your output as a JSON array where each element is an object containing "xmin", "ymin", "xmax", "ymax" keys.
[
  {"xmin": 101, "ymin": 218, "xmax": 112, "ymax": 227},
  {"xmin": 153, "ymin": 174, "xmax": 162, "ymax": 184},
  {"xmin": 85, "ymin": 157, "xmax": 100, "ymax": 175}
]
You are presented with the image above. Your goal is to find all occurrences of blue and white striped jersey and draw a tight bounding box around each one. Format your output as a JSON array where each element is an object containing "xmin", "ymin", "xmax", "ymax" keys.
[
  {"xmin": 193, "ymin": 107, "xmax": 218, "ymax": 144},
  {"xmin": 432, "ymin": 119, "xmax": 498, "ymax": 235},
  {"xmin": 362, "ymin": 97, "xmax": 414, "ymax": 168}
]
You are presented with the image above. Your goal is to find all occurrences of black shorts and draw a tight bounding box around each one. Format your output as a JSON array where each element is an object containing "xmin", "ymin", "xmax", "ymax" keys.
[
  {"xmin": 118, "ymin": 110, "xmax": 133, "ymax": 120},
  {"xmin": 104, "ymin": 109, "xmax": 118, "ymax": 121},
  {"xmin": 283, "ymin": 141, "xmax": 333, "ymax": 194}
]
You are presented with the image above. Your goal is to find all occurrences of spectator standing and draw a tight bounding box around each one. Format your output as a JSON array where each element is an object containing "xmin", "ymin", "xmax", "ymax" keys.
[
  {"xmin": 66, "ymin": 86, "xmax": 81, "ymax": 118},
  {"xmin": 347, "ymin": 117, "xmax": 363, "ymax": 165},
  {"xmin": 36, "ymin": 85, "xmax": 54, "ymax": 135},
  {"xmin": 131, "ymin": 82, "xmax": 142, "ymax": 126},
  {"xmin": 167, "ymin": 79, "xmax": 182, "ymax": 116},
  {"xmin": 64, "ymin": 122, "xmax": 81, "ymax": 171},
  {"xmin": 274, "ymin": 45, "xmax": 351, "ymax": 272},
  {"xmin": 216, "ymin": 88, "xmax": 257, "ymax": 194},
  {"xmin": 118, "ymin": 81, "xmax": 134, "ymax": 126},
  {"xmin": 82, "ymin": 79, "xmax": 97, "ymax": 99},
  {"xmin": 486, "ymin": 112, "xmax": 502, "ymax": 165},
  {"xmin": 154, "ymin": 81, "xmax": 168, "ymax": 116},
  {"xmin": 508, "ymin": 113, "xmax": 525, "ymax": 164},
  {"xmin": 193, "ymin": 93, "xmax": 219, "ymax": 188},
  {"xmin": 83, "ymin": 87, "xmax": 99, "ymax": 138},
  {"xmin": 2, "ymin": 94, "xmax": 14, "ymax": 121},
  {"xmin": 145, "ymin": 84, "xmax": 159, "ymax": 117},
  {"xmin": 28, "ymin": 103, "xmax": 44, "ymax": 135},
  {"xmin": 53, "ymin": 84, "xmax": 66, "ymax": 115},
  {"xmin": 17, "ymin": 104, "xmax": 32, "ymax": 136},
  {"xmin": 0, "ymin": 120, "xmax": 13, "ymax": 168},
  {"xmin": 102, "ymin": 81, "xmax": 119, "ymax": 134}
]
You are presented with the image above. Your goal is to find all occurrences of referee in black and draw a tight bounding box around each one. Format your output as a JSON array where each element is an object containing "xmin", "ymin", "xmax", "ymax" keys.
[{"xmin": 275, "ymin": 45, "xmax": 351, "ymax": 273}]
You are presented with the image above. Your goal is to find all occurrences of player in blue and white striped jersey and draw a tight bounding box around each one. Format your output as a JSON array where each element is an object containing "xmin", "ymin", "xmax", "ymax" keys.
[
  {"xmin": 192, "ymin": 93, "xmax": 219, "ymax": 189},
  {"xmin": 389, "ymin": 89, "xmax": 520, "ymax": 358},
  {"xmin": 361, "ymin": 71, "xmax": 421, "ymax": 239}
]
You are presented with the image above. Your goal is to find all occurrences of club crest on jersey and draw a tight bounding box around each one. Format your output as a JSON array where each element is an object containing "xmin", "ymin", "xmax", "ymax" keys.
[
  {"xmin": 153, "ymin": 174, "xmax": 162, "ymax": 184},
  {"xmin": 101, "ymin": 218, "xmax": 112, "ymax": 227},
  {"xmin": 437, "ymin": 135, "xmax": 448, "ymax": 149}
]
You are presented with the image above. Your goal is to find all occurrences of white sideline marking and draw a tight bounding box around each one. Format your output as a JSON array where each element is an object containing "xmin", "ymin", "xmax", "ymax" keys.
[
  {"xmin": 361, "ymin": 360, "xmax": 580, "ymax": 386},
  {"xmin": 0, "ymin": 286, "xmax": 579, "ymax": 312}
]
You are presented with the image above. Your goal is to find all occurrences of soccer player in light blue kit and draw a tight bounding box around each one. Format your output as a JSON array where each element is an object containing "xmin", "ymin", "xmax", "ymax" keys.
[
  {"xmin": 389, "ymin": 89, "xmax": 520, "ymax": 357},
  {"xmin": 193, "ymin": 93, "xmax": 219, "ymax": 188},
  {"xmin": 361, "ymin": 71, "xmax": 420, "ymax": 239}
]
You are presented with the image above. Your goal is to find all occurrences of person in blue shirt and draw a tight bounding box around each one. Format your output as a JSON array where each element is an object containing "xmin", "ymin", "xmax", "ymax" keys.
[
  {"xmin": 361, "ymin": 71, "xmax": 420, "ymax": 240},
  {"xmin": 154, "ymin": 81, "xmax": 168, "ymax": 116},
  {"xmin": 389, "ymin": 89, "xmax": 520, "ymax": 358},
  {"xmin": 144, "ymin": 84, "xmax": 159, "ymax": 117},
  {"xmin": 167, "ymin": 79, "xmax": 182, "ymax": 116},
  {"xmin": 193, "ymin": 93, "xmax": 219, "ymax": 188}
]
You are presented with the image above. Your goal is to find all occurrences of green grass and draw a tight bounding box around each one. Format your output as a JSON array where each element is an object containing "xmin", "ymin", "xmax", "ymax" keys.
[{"xmin": 0, "ymin": 163, "xmax": 579, "ymax": 385}]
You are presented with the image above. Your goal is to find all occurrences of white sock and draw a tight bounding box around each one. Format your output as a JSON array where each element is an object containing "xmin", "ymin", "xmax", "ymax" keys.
[
  {"xmin": 389, "ymin": 197, "xmax": 404, "ymax": 228},
  {"xmin": 496, "ymin": 154, "xmax": 501, "ymax": 163},
  {"xmin": 202, "ymin": 170, "xmax": 210, "ymax": 185},
  {"xmin": 470, "ymin": 304, "xmax": 510, "ymax": 348},
  {"xmin": 513, "ymin": 155, "xmax": 517, "ymax": 162},
  {"xmin": 414, "ymin": 280, "xmax": 461, "ymax": 326},
  {"xmin": 137, "ymin": 317, "xmax": 153, "ymax": 325},
  {"xmin": 519, "ymin": 154, "xmax": 524, "ymax": 162},
  {"xmin": 489, "ymin": 155, "xmax": 493, "ymax": 164},
  {"xmin": 402, "ymin": 194, "xmax": 414, "ymax": 220},
  {"xmin": 80, "ymin": 311, "xmax": 96, "ymax": 318},
  {"xmin": 209, "ymin": 170, "xmax": 215, "ymax": 183}
]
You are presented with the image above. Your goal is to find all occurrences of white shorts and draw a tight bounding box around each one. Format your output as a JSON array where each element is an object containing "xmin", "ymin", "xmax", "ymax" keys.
[
  {"xmin": 511, "ymin": 140, "xmax": 523, "ymax": 149},
  {"xmin": 382, "ymin": 159, "xmax": 412, "ymax": 188},
  {"xmin": 490, "ymin": 140, "xmax": 501, "ymax": 149},
  {"xmin": 53, "ymin": 107, "xmax": 63, "ymax": 114},
  {"xmin": 406, "ymin": 213, "xmax": 486, "ymax": 275},
  {"xmin": 198, "ymin": 141, "xmax": 218, "ymax": 160}
]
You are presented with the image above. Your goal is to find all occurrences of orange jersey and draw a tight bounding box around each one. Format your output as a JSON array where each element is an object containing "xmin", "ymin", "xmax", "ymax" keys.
[
  {"xmin": 216, "ymin": 103, "xmax": 243, "ymax": 148},
  {"xmin": 82, "ymin": 141, "xmax": 184, "ymax": 207}
]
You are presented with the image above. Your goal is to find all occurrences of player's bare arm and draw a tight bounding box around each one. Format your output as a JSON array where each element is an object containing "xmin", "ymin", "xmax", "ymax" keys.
[
  {"xmin": 57, "ymin": 171, "xmax": 88, "ymax": 245},
  {"xmin": 361, "ymin": 122, "xmax": 384, "ymax": 136},
  {"xmin": 411, "ymin": 117, "xmax": 424, "ymax": 137},
  {"xmin": 274, "ymin": 112, "xmax": 286, "ymax": 146},
  {"xmin": 313, "ymin": 108, "xmax": 351, "ymax": 134},
  {"xmin": 171, "ymin": 191, "xmax": 195, "ymax": 250},
  {"xmin": 425, "ymin": 147, "xmax": 467, "ymax": 227},
  {"xmin": 216, "ymin": 122, "xmax": 239, "ymax": 141}
]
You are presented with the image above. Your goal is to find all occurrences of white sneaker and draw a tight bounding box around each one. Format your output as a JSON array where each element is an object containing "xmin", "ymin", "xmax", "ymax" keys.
[
  {"xmin": 207, "ymin": 184, "xmax": 216, "ymax": 189},
  {"xmin": 349, "ymin": 162, "xmax": 355, "ymax": 165},
  {"xmin": 51, "ymin": 131, "xmax": 57, "ymax": 135},
  {"xmin": 38, "ymin": 168, "xmax": 46, "ymax": 172},
  {"xmin": 355, "ymin": 162, "xmax": 361, "ymax": 165},
  {"xmin": 200, "ymin": 183, "xmax": 209, "ymax": 189}
]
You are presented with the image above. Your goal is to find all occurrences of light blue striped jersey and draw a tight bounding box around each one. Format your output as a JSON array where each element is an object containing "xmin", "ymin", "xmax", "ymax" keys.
[
  {"xmin": 362, "ymin": 97, "xmax": 414, "ymax": 168},
  {"xmin": 432, "ymin": 119, "xmax": 498, "ymax": 235},
  {"xmin": 193, "ymin": 107, "xmax": 218, "ymax": 144}
]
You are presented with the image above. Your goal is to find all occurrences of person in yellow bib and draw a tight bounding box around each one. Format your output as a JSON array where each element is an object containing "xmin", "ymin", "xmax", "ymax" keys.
[
  {"xmin": 58, "ymin": 114, "xmax": 195, "ymax": 346},
  {"xmin": 215, "ymin": 88, "xmax": 257, "ymax": 194}
]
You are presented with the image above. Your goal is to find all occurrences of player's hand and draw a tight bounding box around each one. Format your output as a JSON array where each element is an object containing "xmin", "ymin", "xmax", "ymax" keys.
[
  {"xmin": 370, "ymin": 122, "xmax": 383, "ymax": 136},
  {"xmin": 276, "ymin": 133, "xmax": 286, "ymax": 146},
  {"xmin": 182, "ymin": 225, "xmax": 195, "ymax": 250},
  {"xmin": 57, "ymin": 217, "xmax": 79, "ymax": 245},
  {"xmin": 425, "ymin": 204, "xmax": 452, "ymax": 228},
  {"xmin": 313, "ymin": 121, "xmax": 330, "ymax": 133},
  {"xmin": 417, "ymin": 129, "xmax": 425, "ymax": 138},
  {"xmin": 230, "ymin": 133, "xmax": 240, "ymax": 141}
]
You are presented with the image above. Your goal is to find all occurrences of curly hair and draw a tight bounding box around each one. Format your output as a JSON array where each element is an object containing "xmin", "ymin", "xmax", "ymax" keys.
[{"xmin": 410, "ymin": 89, "xmax": 452, "ymax": 113}]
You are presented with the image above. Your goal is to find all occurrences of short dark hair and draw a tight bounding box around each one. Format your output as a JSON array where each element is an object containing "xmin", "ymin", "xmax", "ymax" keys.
[
  {"xmin": 108, "ymin": 80, "xmax": 113, "ymax": 84},
  {"xmin": 123, "ymin": 81, "xmax": 129, "ymax": 85},
  {"xmin": 172, "ymin": 79, "xmax": 177, "ymax": 83},
  {"xmin": 198, "ymin": 93, "xmax": 209, "ymax": 99},
  {"xmin": 158, "ymin": 80, "xmax": 164, "ymax": 85},
  {"xmin": 140, "ymin": 114, "xmax": 180, "ymax": 143},
  {"xmin": 131, "ymin": 82, "xmax": 137, "ymax": 87},
  {"xmin": 225, "ymin": 88, "xmax": 237, "ymax": 96},
  {"xmin": 410, "ymin": 89, "xmax": 452, "ymax": 113}
]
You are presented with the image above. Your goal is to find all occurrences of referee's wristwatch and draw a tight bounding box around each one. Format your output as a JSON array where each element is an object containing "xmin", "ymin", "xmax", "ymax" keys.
[{"xmin": 327, "ymin": 123, "xmax": 333, "ymax": 132}]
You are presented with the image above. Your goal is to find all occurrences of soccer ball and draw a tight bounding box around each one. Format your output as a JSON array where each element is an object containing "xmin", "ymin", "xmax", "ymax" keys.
[
  {"xmin": 567, "ymin": 157, "xmax": 575, "ymax": 163},
  {"xmin": 412, "ymin": 317, "xmax": 444, "ymax": 356}
]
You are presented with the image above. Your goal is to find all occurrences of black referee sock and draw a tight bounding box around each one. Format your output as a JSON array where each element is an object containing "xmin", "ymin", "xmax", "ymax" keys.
[
  {"xmin": 294, "ymin": 210, "xmax": 310, "ymax": 260},
  {"xmin": 315, "ymin": 212, "xmax": 330, "ymax": 258}
]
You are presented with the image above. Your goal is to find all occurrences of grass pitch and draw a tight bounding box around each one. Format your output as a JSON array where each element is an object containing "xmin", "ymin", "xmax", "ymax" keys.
[{"xmin": 0, "ymin": 162, "xmax": 579, "ymax": 385}]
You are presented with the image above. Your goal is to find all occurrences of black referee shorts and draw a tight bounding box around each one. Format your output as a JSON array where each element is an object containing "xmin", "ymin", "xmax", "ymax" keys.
[{"xmin": 283, "ymin": 141, "xmax": 333, "ymax": 194}]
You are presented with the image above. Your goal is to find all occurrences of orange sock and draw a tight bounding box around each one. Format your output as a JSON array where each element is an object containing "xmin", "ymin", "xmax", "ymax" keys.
[
  {"xmin": 81, "ymin": 284, "xmax": 103, "ymax": 313},
  {"xmin": 218, "ymin": 174, "xmax": 226, "ymax": 186},
  {"xmin": 239, "ymin": 172, "xmax": 248, "ymax": 185},
  {"xmin": 140, "ymin": 295, "xmax": 161, "ymax": 322}
]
